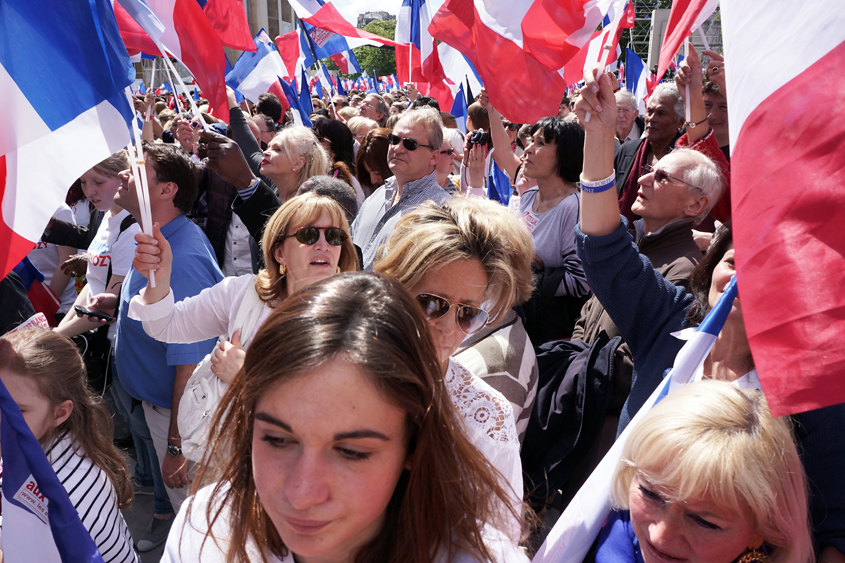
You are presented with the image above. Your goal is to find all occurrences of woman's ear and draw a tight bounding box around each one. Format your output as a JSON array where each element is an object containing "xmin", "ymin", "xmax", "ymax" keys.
[
  {"xmin": 53, "ymin": 399, "xmax": 73, "ymax": 428},
  {"xmin": 273, "ymin": 245, "xmax": 286, "ymax": 268},
  {"xmin": 294, "ymin": 155, "xmax": 307, "ymax": 173}
]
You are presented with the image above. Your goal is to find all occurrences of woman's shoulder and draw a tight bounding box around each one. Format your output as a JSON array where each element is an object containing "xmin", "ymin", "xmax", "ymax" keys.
[
  {"xmin": 163, "ymin": 483, "xmax": 292, "ymax": 563},
  {"xmin": 446, "ymin": 359, "xmax": 518, "ymax": 444},
  {"xmin": 434, "ymin": 524, "xmax": 530, "ymax": 563}
]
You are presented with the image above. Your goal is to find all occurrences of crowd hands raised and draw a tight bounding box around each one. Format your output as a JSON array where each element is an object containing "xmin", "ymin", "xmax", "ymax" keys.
[{"xmin": 3, "ymin": 44, "xmax": 844, "ymax": 563}]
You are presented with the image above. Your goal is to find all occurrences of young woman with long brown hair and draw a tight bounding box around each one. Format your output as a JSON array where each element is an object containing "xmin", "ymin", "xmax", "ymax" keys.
[{"xmin": 161, "ymin": 273, "xmax": 527, "ymax": 563}]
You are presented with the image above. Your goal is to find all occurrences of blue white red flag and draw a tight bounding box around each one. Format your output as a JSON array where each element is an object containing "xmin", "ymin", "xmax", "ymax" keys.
[
  {"xmin": 330, "ymin": 49, "xmax": 360, "ymax": 74},
  {"xmin": 115, "ymin": 0, "xmax": 229, "ymax": 122},
  {"xmin": 288, "ymin": 0, "xmax": 400, "ymax": 48},
  {"xmin": 318, "ymin": 62, "xmax": 334, "ymax": 96},
  {"xmin": 0, "ymin": 0, "xmax": 134, "ymax": 278},
  {"xmin": 722, "ymin": 0, "xmax": 845, "ymax": 417},
  {"xmin": 534, "ymin": 278, "xmax": 740, "ymax": 563},
  {"xmin": 449, "ymin": 84, "xmax": 468, "ymax": 133},
  {"xmin": 226, "ymin": 29, "xmax": 289, "ymax": 103},
  {"xmin": 624, "ymin": 48, "xmax": 648, "ymax": 114},
  {"xmin": 396, "ymin": 0, "xmax": 454, "ymax": 111},
  {"xmin": 438, "ymin": 43, "xmax": 483, "ymax": 100},
  {"xmin": 279, "ymin": 78, "xmax": 313, "ymax": 127},
  {"xmin": 430, "ymin": 0, "xmax": 624, "ymax": 123}
]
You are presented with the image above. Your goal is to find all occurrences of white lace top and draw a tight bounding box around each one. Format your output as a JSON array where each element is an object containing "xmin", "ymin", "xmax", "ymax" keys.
[{"xmin": 445, "ymin": 358, "xmax": 523, "ymax": 541}]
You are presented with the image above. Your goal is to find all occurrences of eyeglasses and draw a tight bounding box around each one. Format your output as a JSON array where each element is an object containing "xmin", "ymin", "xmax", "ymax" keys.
[
  {"xmin": 503, "ymin": 122, "xmax": 518, "ymax": 131},
  {"xmin": 414, "ymin": 293, "xmax": 489, "ymax": 335},
  {"xmin": 387, "ymin": 133, "xmax": 435, "ymax": 151},
  {"xmin": 440, "ymin": 148, "xmax": 455, "ymax": 156},
  {"xmin": 285, "ymin": 226, "xmax": 348, "ymax": 246},
  {"xmin": 617, "ymin": 107, "xmax": 634, "ymax": 114},
  {"xmin": 642, "ymin": 164, "xmax": 702, "ymax": 191}
]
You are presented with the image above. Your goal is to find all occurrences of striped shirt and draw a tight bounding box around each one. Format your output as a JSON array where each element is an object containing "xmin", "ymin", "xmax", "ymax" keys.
[
  {"xmin": 46, "ymin": 433, "xmax": 139, "ymax": 563},
  {"xmin": 351, "ymin": 170, "xmax": 450, "ymax": 270}
]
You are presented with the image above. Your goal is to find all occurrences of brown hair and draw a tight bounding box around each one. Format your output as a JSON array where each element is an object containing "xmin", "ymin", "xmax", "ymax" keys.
[
  {"xmin": 0, "ymin": 329, "xmax": 133, "ymax": 508},
  {"xmin": 191, "ymin": 273, "xmax": 521, "ymax": 563},
  {"xmin": 355, "ymin": 128, "xmax": 393, "ymax": 190},
  {"xmin": 374, "ymin": 198, "xmax": 537, "ymax": 322},
  {"xmin": 467, "ymin": 102, "xmax": 490, "ymax": 131},
  {"xmin": 256, "ymin": 192, "xmax": 358, "ymax": 304},
  {"xmin": 142, "ymin": 141, "xmax": 199, "ymax": 213}
]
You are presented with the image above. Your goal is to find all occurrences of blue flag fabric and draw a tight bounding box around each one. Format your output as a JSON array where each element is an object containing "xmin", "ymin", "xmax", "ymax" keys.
[
  {"xmin": 337, "ymin": 76, "xmax": 346, "ymax": 97},
  {"xmin": 450, "ymin": 84, "xmax": 468, "ymax": 133},
  {"xmin": 224, "ymin": 57, "xmax": 246, "ymax": 103},
  {"xmin": 139, "ymin": 82, "xmax": 147, "ymax": 94},
  {"xmin": 0, "ymin": 377, "xmax": 105, "ymax": 562},
  {"xmin": 280, "ymin": 78, "xmax": 313, "ymax": 127},
  {"xmin": 299, "ymin": 68, "xmax": 314, "ymax": 116},
  {"xmin": 487, "ymin": 161, "xmax": 512, "ymax": 205}
]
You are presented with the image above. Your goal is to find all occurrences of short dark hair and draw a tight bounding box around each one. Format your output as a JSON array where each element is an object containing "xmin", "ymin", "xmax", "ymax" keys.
[
  {"xmin": 296, "ymin": 175, "xmax": 359, "ymax": 224},
  {"xmin": 312, "ymin": 119, "xmax": 355, "ymax": 170},
  {"xmin": 256, "ymin": 93, "xmax": 283, "ymax": 124},
  {"xmin": 702, "ymin": 80, "xmax": 722, "ymax": 97},
  {"xmin": 142, "ymin": 141, "xmax": 198, "ymax": 213},
  {"xmin": 252, "ymin": 113, "xmax": 276, "ymax": 133},
  {"xmin": 687, "ymin": 221, "xmax": 733, "ymax": 324},
  {"xmin": 528, "ymin": 117, "xmax": 584, "ymax": 183},
  {"xmin": 560, "ymin": 95, "xmax": 570, "ymax": 106},
  {"xmin": 410, "ymin": 96, "xmax": 440, "ymax": 111}
]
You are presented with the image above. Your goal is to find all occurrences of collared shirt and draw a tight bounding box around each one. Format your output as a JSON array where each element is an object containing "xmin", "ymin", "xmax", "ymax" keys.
[
  {"xmin": 115, "ymin": 214, "xmax": 223, "ymax": 408},
  {"xmin": 222, "ymin": 213, "xmax": 253, "ymax": 277},
  {"xmin": 351, "ymin": 170, "xmax": 450, "ymax": 270}
]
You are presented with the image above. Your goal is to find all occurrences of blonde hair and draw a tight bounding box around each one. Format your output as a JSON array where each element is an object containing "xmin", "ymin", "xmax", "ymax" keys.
[
  {"xmin": 272, "ymin": 126, "xmax": 330, "ymax": 199},
  {"xmin": 611, "ymin": 381, "xmax": 812, "ymax": 563},
  {"xmin": 91, "ymin": 150, "xmax": 130, "ymax": 179},
  {"xmin": 337, "ymin": 106, "xmax": 358, "ymax": 120},
  {"xmin": 256, "ymin": 192, "xmax": 358, "ymax": 303},
  {"xmin": 373, "ymin": 197, "xmax": 536, "ymax": 323},
  {"xmin": 346, "ymin": 116, "xmax": 378, "ymax": 137}
]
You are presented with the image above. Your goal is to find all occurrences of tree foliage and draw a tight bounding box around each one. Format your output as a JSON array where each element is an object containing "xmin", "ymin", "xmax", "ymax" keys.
[{"xmin": 350, "ymin": 20, "xmax": 397, "ymax": 78}]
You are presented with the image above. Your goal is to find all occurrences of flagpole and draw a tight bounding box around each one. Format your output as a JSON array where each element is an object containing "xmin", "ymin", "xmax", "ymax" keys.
[
  {"xmin": 146, "ymin": 58, "xmax": 157, "ymax": 122},
  {"xmin": 696, "ymin": 27, "xmax": 711, "ymax": 52},
  {"xmin": 124, "ymin": 88, "xmax": 156, "ymax": 287},
  {"xmin": 684, "ymin": 36, "xmax": 691, "ymax": 123}
]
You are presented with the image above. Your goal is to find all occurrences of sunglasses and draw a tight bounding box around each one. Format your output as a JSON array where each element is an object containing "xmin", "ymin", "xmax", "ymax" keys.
[
  {"xmin": 642, "ymin": 164, "xmax": 702, "ymax": 191},
  {"xmin": 387, "ymin": 133, "xmax": 435, "ymax": 151},
  {"xmin": 285, "ymin": 226, "xmax": 348, "ymax": 246},
  {"xmin": 440, "ymin": 148, "xmax": 455, "ymax": 156},
  {"xmin": 415, "ymin": 293, "xmax": 489, "ymax": 335},
  {"xmin": 503, "ymin": 122, "xmax": 519, "ymax": 131}
]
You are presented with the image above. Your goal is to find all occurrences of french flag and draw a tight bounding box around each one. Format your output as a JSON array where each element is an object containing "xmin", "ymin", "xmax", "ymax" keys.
[
  {"xmin": 288, "ymin": 0, "xmax": 401, "ymax": 49},
  {"xmin": 279, "ymin": 78, "xmax": 313, "ymax": 128},
  {"xmin": 0, "ymin": 0, "xmax": 134, "ymax": 278},
  {"xmin": 330, "ymin": 49, "xmax": 360, "ymax": 75},
  {"xmin": 438, "ymin": 43, "xmax": 484, "ymax": 101},
  {"xmin": 723, "ymin": 0, "xmax": 845, "ymax": 417},
  {"xmin": 396, "ymin": 0, "xmax": 454, "ymax": 112},
  {"xmin": 624, "ymin": 48, "xmax": 648, "ymax": 114},
  {"xmin": 655, "ymin": 0, "xmax": 719, "ymax": 82},
  {"xmin": 197, "ymin": 0, "xmax": 256, "ymax": 53},
  {"xmin": 225, "ymin": 29, "xmax": 289, "ymax": 104},
  {"xmin": 430, "ymin": 0, "xmax": 621, "ymax": 124},
  {"xmin": 115, "ymin": 0, "xmax": 229, "ymax": 123},
  {"xmin": 534, "ymin": 278, "xmax": 740, "ymax": 563}
]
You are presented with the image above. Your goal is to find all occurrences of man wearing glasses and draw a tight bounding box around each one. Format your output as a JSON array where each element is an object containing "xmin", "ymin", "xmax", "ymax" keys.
[
  {"xmin": 615, "ymin": 90, "xmax": 644, "ymax": 143},
  {"xmin": 351, "ymin": 107, "xmax": 450, "ymax": 270}
]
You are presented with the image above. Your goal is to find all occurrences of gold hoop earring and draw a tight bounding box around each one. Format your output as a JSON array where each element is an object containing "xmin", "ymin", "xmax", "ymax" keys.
[
  {"xmin": 738, "ymin": 547, "xmax": 770, "ymax": 563},
  {"xmin": 279, "ymin": 264, "xmax": 287, "ymax": 276}
]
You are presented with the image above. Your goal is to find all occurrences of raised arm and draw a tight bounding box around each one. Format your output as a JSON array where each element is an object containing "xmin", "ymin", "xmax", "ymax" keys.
[
  {"xmin": 674, "ymin": 43, "xmax": 710, "ymax": 145},
  {"xmin": 478, "ymin": 89, "xmax": 521, "ymax": 182}
]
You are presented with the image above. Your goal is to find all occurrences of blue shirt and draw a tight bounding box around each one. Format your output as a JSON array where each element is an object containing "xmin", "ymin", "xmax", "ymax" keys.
[
  {"xmin": 351, "ymin": 170, "xmax": 450, "ymax": 270},
  {"xmin": 115, "ymin": 215, "xmax": 223, "ymax": 408},
  {"xmin": 595, "ymin": 510, "xmax": 644, "ymax": 563}
]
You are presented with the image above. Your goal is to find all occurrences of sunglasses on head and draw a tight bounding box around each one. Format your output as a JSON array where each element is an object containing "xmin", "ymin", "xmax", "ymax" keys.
[
  {"xmin": 387, "ymin": 133, "xmax": 435, "ymax": 151},
  {"xmin": 642, "ymin": 164, "xmax": 702, "ymax": 191},
  {"xmin": 415, "ymin": 293, "xmax": 489, "ymax": 335},
  {"xmin": 285, "ymin": 226, "xmax": 348, "ymax": 246}
]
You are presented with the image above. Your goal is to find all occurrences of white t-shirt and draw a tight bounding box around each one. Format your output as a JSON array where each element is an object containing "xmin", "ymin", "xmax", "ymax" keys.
[
  {"xmin": 86, "ymin": 209, "xmax": 140, "ymax": 297},
  {"xmin": 28, "ymin": 204, "xmax": 78, "ymax": 312}
]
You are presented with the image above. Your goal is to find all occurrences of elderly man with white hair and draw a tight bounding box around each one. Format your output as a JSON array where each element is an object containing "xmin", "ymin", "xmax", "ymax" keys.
[{"xmin": 615, "ymin": 90, "xmax": 644, "ymax": 142}]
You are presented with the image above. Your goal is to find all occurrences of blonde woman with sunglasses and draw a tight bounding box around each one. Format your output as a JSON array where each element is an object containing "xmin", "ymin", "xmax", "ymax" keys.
[
  {"xmin": 374, "ymin": 196, "xmax": 536, "ymax": 545},
  {"xmin": 127, "ymin": 192, "xmax": 357, "ymax": 386}
]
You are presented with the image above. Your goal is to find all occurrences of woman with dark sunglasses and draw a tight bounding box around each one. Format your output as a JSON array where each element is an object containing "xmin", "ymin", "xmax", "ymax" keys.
[
  {"xmin": 374, "ymin": 196, "xmax": 536, "ymax": 544},
  {"xmin": 126, "ymin": 192, "xmax": 358, "ymax": 412}
]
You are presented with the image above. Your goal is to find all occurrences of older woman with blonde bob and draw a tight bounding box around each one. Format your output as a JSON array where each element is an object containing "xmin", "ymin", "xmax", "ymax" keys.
[
  {"xmin": 596, "ymin": 380, "xmax": 812, "ymax": 563},
  {"xmin": 258, "ymin": 126, "xmax": 330, "ymax": 202},
  {"xmin": 374, "ymin": 196, "xmax": 535, "ymax": 541},
  {"xmin": 129, "ymin": 192, "xmax": 357, "ymax": 422}
]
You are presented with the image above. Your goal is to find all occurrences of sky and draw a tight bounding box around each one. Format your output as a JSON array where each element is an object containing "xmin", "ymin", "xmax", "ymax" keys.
[{"xmin": 332, "ymin": 0, "xmax": 399, "ymax": 26}]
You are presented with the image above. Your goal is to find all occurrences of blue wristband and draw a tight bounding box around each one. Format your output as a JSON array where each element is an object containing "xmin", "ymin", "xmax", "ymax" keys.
[{"xmin": 580, "ymin": 172, "xmax": 616, "ymax": 193}]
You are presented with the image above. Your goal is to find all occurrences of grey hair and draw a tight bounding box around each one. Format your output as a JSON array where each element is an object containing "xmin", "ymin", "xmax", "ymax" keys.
[
  {"xmin": 615, "ymin": 90, "xmax": 637, "ymax": 111},
  {"xmin": 346, "ymin": 116, "xmax": 378, "ymax": 136},
  {"xmin": 365, "ymin": 94, "xmax": 390, "ymax": 126},
  {"xmin": 674, "ymin": 147, "xmax": 723, "ymax": 224},
  {"xmin": 651, "ymin": 83, "xmax": 685, "ymax": 122},
  {"xmin": 296, "ymin": 175, "xmax": 359, "ymax": 224},
  {"xmin": 396, "ymin": 107, "xmax": 444, "ymax": 152}
]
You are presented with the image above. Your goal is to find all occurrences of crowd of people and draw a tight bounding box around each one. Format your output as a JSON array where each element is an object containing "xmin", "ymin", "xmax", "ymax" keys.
[{"xmin": 1, "ymin": 42, "xmax": 843, "ymax": 563}]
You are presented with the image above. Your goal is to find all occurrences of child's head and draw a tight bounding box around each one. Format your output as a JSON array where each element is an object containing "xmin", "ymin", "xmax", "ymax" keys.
[
  {"xmin": 0, "ymin": 328, "xmax": 133, "ymax": 507},
  {"xmin": 0, "ymin": 328, "xmax": 83, "ymax": 443}
]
